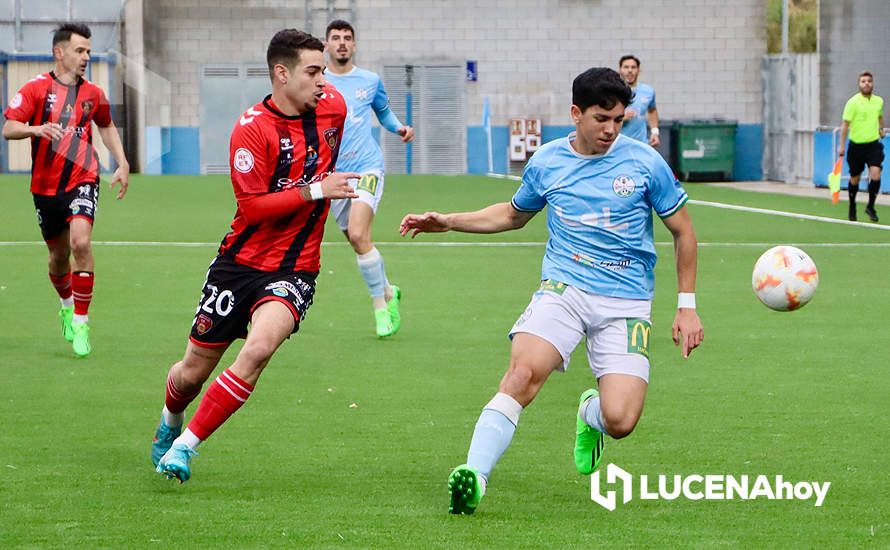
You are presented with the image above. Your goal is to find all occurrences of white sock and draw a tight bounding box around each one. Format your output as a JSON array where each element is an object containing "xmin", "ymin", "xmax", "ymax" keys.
[
  {"xmin": 476, "ymin": 475, "xmax": 488, "ymax": 496},
  {"xmin": 162, "ymin": 406, "xmax": 184, "ymax": 428},
  {"xmin": 72, "ymin": 314, "xmax": 88, "ymax": 325},
  {"xmin": 357, "ymin": 247, "xmax": 387, "ymax": 301},
  {"xmin": 466, "ymin": 393, "xmax": 523, "ymax": 481},
  {"xmin": 61, "ymin": 297, "xmax": 74, "ymax": 308},
  {"xmin": 581, "ymin": 395, "xmax": 607, "ymax": 433},
  {"xmin": 175, "ymin": 428, "xmax": 202, "ymax": 450}
]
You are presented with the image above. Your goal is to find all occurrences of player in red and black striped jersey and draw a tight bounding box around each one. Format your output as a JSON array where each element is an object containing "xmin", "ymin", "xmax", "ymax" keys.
[
  {"xmin": 2, "ymin": 23, "xmax": 129, "ymax": 358},
  {"xmin": 151, "ymin": 29, "xmax": 359, "ymax": 483}
]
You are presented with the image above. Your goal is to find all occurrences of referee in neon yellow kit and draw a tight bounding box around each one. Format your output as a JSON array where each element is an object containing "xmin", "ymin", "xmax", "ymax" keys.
[{"xmin": 838, "ymin": 71, "xmax": 885, "ymax": 222}]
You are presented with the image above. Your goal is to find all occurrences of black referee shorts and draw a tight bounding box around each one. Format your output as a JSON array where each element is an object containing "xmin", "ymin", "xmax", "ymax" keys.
[{"xmin": 847, "ymin": 140, "xmax": 884, "ymax": 176}]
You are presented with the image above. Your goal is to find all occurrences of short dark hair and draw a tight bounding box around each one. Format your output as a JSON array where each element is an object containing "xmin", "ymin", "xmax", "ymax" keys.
[
  {"xmin": 326, "ymin": 19, "xmax": 355, "ymax": 39},
  {"xmin": 618, "ymin": 54, "xmax": 640, "ymax": 68},
  {"xmin": 53, "ymin": 22, "xmax": 91, "ymax": 46},
  {"xmin": 859, "ymin": 71, "xmax": 873, "ymax": 79},
  {"xmin": 573, "ymin": 67, "xmax": 634, "ymax": 111},
  {"xmin": 266, "ymin": 29, "xmax": 323, "ymax": 79}
]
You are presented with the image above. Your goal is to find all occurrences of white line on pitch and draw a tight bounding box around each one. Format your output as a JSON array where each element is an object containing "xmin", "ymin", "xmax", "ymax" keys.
[
  {"xmin": 2, "ymin": 241, "xmax": 890, "ymax": 248},
  {"xmin": 688, "ymin": 199, "xmax": 890, "ymax": 230}
]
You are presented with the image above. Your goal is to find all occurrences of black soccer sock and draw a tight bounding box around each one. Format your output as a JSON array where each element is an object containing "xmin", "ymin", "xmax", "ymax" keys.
[
  {"xmin": 867, "ymin": 179, "xmax": 880, "ymax": 209},
  {"xmin": 849, "ymin": 184, "xmax": 859, "ymax": 214}
]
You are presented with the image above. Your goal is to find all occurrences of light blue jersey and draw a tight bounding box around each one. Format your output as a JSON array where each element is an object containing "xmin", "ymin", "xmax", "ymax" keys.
[
  {"xmin": 620, "ymin": 83, "xmax": 656, "ymax": 143},
  {"xmin": 511, "ymin": 133, "xmax": 687, "ymax": 300},
  {"xmin": 325, "ymin": 67, "xmax": 403, "ymax": 173}
]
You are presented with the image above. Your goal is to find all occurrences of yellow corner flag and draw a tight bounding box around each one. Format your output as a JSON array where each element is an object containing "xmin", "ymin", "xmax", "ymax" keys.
[{"xmin": 828, "ymin": 158, "xmax": 842, "ymax": 204}]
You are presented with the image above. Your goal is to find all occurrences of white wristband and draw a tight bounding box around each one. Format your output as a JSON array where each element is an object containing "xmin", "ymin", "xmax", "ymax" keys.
[
  {"xmin": 308, "ymin": 182, "xmax": 324, "ymax": 201},
  {"xmin": 677, "ymin": 292, "xmax": 696, "ymax": 309},
  {"xmin": 650, "ymin": 127, "xmax": 660, "ymax": 136}
]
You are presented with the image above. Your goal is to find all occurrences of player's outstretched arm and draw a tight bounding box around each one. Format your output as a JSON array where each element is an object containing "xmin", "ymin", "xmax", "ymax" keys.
[
  {"xmin": 239, "ymin": 172, "xmax": 360, "ymax": 225},
  {"xmin": 400, "ymin": 202, "xmax": 535, "ymax": 238},
  {"xmin": 662, "ymin": 206, "xmax": 704, "ymax": 358}
]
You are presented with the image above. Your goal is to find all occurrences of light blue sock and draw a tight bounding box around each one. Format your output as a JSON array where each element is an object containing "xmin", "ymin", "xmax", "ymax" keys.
[
  {"xmin": 582, "ymin": 395, "xmax": 606, "ymax": 434},
  {"xmin": 356, "ymin": 247, "xmax": 387, "ymax": 299},
  {"xmin": 466, "ymin": 393, "xmax": 523, "ymax": 481}
]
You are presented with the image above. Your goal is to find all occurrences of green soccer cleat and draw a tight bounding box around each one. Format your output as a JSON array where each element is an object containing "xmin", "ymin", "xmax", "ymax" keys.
[
  {"xmin": 72, "ymin": 322, "xmax": 91, "ymax": 358},
  {"xmin": 574, "ymin": 388, "xmax": 605, "ymax": 475},
  {"xmin": 387, "ymin": 285, "xmax": 401, "ymax": 335},
  {"xmin": 59, "ymin": 306, "xmax": 74, "ymax": 342},
  {"xmin": 156, "ymin": 443, "xmax": 197, "ymax": 483},
  {"xmin": 375, "ymin": 308, "xmax": 395, "ymax": 338},
  {"xmin": 448, "ymin": 464, "xmax": 484, "ymax": 515}
]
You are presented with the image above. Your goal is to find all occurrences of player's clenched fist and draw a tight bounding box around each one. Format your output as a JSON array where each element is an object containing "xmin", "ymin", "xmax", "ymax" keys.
[{"xmin": 399, "ymin": 212, "xmax": 450, "ymax": 238}]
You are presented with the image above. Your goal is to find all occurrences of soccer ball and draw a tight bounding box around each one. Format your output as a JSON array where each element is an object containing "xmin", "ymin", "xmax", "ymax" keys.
[{"xmin": 751, "ymin": 246, "xmax": 819, "ymax": 311}]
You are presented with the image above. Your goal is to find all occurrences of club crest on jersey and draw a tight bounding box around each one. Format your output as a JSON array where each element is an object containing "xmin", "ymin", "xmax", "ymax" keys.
[
  {"xmin": 355, "ymin": 88, "xmax": 370, "ymax": 101},
  {"xmin": 195, "ymin": 314, "xmax": 213, "ymax": 335},
  {"xmin": 9, "ymin": 93, "xmax": 23, "ymax": 109},
  {"xmin": 233, "ymin": 147, "xmax": 255, "ymax": 173},
  {"xmin": 612, "ymin": 175, "xmax": 636, "ymax": 198},
  {"xmin": 324, "ymin": 127, "xmax": 339, "ymax": 149},
  {"xmin": 81, "ymin": 100, "xmax": 93, "ymax": 116}
]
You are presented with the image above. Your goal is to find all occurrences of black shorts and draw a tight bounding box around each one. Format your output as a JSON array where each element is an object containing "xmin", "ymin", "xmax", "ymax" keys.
[
  {"xmin": 189, "ymin": 256, "xmax": 317, "ymax": 348},
  {"xmin": 32, "ymin": 183, "xmax": 100, "ymax": 241},
  {"xmin": 846, "ymin": 140, "xmax": 885, "ymax": 176}
]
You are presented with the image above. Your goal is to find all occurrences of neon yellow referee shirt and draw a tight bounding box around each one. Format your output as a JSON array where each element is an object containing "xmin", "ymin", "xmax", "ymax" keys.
[{"xmin": 842, "ymin": 93, "xmax": 884, "ymax": 144}]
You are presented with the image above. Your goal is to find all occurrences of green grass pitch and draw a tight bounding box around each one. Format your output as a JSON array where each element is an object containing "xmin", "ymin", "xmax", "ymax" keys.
[{"xmin": 1, "ymin": 174, "xmax": 888, "ymax": 547}]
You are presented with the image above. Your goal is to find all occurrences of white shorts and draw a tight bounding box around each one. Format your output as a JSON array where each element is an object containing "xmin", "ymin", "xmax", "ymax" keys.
[
  {"xmin": 509, "ymin": 280, "xmax": 653, "ymax": 382},
  {"xmin": 329, "ymin": 170, "xmax": 385, "ymax": 231}
]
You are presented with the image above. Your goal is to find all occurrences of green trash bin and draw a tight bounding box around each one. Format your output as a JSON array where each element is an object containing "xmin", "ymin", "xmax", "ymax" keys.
[{"xmin": 675, "ymin": 119, "xmax": 737, "ymax": 181}]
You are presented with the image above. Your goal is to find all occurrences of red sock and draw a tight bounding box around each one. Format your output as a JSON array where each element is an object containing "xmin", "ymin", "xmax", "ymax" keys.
[
  {"xmin": 72, "ymin": 271, "xmax": 94, "ymax": 316},
  {"xmin": 49, "ymin": 271, "xmax": 73, "ymax": 300},
  {"xmin": 187, "ymin": 368, "xmax": 254, "ymax": 441},
  {"xmin": 165, "ymin": 369, "xmax": 202, "ymax": 414}
]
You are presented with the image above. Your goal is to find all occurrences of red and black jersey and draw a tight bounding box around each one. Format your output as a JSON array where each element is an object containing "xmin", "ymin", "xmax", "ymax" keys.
[
  {"xmin": 218, "ymin": 86, "xmax": 347, "ymax": 273},
  {"xmin": 3, "ymin": 71, "xmax": 112, "ymax": 196}
]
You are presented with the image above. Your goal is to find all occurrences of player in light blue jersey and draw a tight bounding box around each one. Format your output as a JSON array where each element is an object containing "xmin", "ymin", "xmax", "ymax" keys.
[
  {"xmin": 401, "ymin": 68, "xmax": 703, "ymax": 515},
  {"xmin": 619, "ymin": 55, "xmax": 661, "ymax": 147},
  {"xmin": 324, "ymin": 20, "xmax": 414, "ymax": 338}
]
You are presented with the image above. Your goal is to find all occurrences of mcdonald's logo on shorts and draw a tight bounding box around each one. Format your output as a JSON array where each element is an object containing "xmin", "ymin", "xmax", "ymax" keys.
[
  {"xmin": 626, "ymin": 318, "xmax": 651, "ymax": 358},
  {"xmin": 357, "ymin": 174, "xmax": 379, "ymax": 195}
]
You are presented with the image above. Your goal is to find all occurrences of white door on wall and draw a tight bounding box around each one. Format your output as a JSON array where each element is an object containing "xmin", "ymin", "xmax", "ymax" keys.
[
  {"xmin": 382, "ymin": 64, "xmax": 466, "ymax": 175},
  {"xmin": 199, "ymin": 65, "xmax": 270, "ymax": 174},
  {"xmin": 762, "ymin": 54, "xmax": 819, "ymax": 184}
]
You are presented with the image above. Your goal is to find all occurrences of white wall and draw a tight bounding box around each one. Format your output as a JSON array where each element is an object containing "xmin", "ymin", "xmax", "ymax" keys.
[
  {"xmin": 356, "ymin": 0, "xmax": 766, "ymax": 126},
  {"xmin": 141, "ymin": 0, "xmax": 766, "ymax": 128},
  {"xmin": 819, "ymin": 0, "xmax": 890, "ymax": 126}
]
